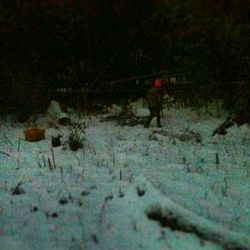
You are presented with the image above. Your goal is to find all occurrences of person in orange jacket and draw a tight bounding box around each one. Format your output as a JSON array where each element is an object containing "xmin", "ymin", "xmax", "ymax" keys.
[{"xmin": 144, "ymin": 79, "xmax": 165, "ymax": 128}]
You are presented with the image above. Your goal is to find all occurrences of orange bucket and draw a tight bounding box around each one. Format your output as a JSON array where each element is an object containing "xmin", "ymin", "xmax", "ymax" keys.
[{"xmin": 24, "ymin": 128, "xmax": 46, "ymax": 142}]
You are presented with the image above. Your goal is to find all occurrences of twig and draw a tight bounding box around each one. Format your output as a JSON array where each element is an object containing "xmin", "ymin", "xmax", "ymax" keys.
[
  {"xmin": 75, "ymin": 173, "xmax": 80, "ymax": 183},
  {"xmin": 38, "ymin": 161, "xmax": 42, "ymax": 168},
  {"xmin": 59, "ymin": 165, "xmax": 64, "ymax": 182},
  {"xmin": 3, "ymin": 133, "xmax": 14, "ymax": 146},
  {"xmin": 60, "ymin": 176, "xmax": 73, "ymax": 202},
  {"xmin": 215, "ymin": 152, "xmax": 220, "ymax": 168},
  {"xmin": 48, "ymin": 158, "xmax": 53, "ymax": 171},
  {"xmin": 17, "ymin": 138, "xmax": 21, "ymax": 152},
  {"xmin": 42, "ymin": 155, "xmax": 46, "ymax": 168},
  {"xmin": 129, "ymin": 173, "xmax": 133, "ymax": 183},
  {"xmin": 51, "ymin": 147, "xmax": 56, "ymax": 169},
  {"xmin": 120, "ymin": 170, "xmax": 122, "ymax": 180},
  {"xmin": 100, "ymin": 195, "xmax": 113, "ymax": 224},
  {"xmin": 0, "ymin": 150, "xmax": 11, "ymax": 157},
  {"xmin": 222, "ymin": 177, "xmax": 228, "ymax": 197},
  {"xmin": 17, "ymin": 138, "xmax": 21, "ymax": 168}
]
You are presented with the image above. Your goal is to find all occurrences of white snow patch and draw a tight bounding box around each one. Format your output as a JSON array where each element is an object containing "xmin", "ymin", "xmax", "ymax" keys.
[{"xmin": 0, "ymin": 103, "xmax": 250, "ymax": 250}]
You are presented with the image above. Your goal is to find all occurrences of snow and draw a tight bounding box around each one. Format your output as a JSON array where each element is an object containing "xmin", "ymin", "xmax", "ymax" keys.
[{"xmin": 0, "ymin": 101, "xmax": 250, "ymax": 250}]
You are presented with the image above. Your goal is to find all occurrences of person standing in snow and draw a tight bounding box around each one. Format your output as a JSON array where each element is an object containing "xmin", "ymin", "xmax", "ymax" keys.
[{"xmin": 144, "ymin": 78, "xmax": 165, "ymax": 128}]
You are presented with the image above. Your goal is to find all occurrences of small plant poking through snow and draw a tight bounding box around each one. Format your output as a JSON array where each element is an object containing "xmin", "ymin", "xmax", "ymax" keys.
[
  {"xmin": 11, "ymin": 181, "xmax": 25, "ymax": 195},
  {"xmin": 68, "ymin": 121, "xmax": 86, "ymax": 151}
]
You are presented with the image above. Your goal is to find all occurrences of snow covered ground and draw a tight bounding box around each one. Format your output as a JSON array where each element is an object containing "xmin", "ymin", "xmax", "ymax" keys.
[{"xmin": 0, "ymin": 100, "xmax": 250, "ymax": 250}]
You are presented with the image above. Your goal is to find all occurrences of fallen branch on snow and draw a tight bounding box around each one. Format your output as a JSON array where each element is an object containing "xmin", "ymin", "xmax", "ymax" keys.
[
  {"xmin": 134, "ymin": 176, "xmax": 250, "ymax": 250},
  {"xmin": 146, "ymin": 203, "xmax": 250, "ymax": 250},
  {"xmin": 150, "ymin": 128, "xmax": 202, "ymax": 143}
]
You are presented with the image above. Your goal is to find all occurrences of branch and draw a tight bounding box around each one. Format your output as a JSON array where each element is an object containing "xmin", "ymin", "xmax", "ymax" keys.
[{"xmin": 134, "ymin": 176, "xmax": 250, "ymax": 250}]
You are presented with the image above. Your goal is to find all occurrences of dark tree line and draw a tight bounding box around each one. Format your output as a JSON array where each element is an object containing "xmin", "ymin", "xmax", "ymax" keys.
[{"xmin": 0, "ymin": 0, "xmax": 250, "ymax": 115}]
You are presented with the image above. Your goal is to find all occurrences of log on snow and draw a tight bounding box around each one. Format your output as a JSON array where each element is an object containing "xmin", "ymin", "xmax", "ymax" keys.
[{"xmin": 134, "ymin": 175, "xmax": 250, "ymax": 250}]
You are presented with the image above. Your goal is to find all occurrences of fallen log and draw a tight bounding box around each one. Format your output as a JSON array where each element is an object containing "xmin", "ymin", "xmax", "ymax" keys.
[
  {"xmin": 146, "ymin": 203, "xmax": 250, "ymax": 250},
  {"xmin": 133, "ymin": 176, "xmax": 250, "ymax": 250}
]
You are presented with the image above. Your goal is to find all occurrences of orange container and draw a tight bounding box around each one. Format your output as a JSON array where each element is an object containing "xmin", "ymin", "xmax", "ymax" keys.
[{"xmin": 24, "ymin": 128, "xmax": 46, "ymax": 142}]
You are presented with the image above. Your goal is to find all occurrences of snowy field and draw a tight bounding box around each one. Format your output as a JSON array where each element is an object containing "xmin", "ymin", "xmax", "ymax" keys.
[{"xmin": 0, "ymin": 100, "xmax": 250, "ymax": 250}]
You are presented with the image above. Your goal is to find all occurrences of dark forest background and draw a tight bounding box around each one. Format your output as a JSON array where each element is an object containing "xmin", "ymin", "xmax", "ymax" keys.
[{"xmin": 1, "ymin": 0, "xmax": 250, "ymax": 117}]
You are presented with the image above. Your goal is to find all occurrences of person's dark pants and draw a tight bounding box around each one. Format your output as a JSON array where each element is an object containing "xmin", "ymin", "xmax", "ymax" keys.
[{"xmin": 145, "ymin": 106, "xmax": 162, "ymax": 128}]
